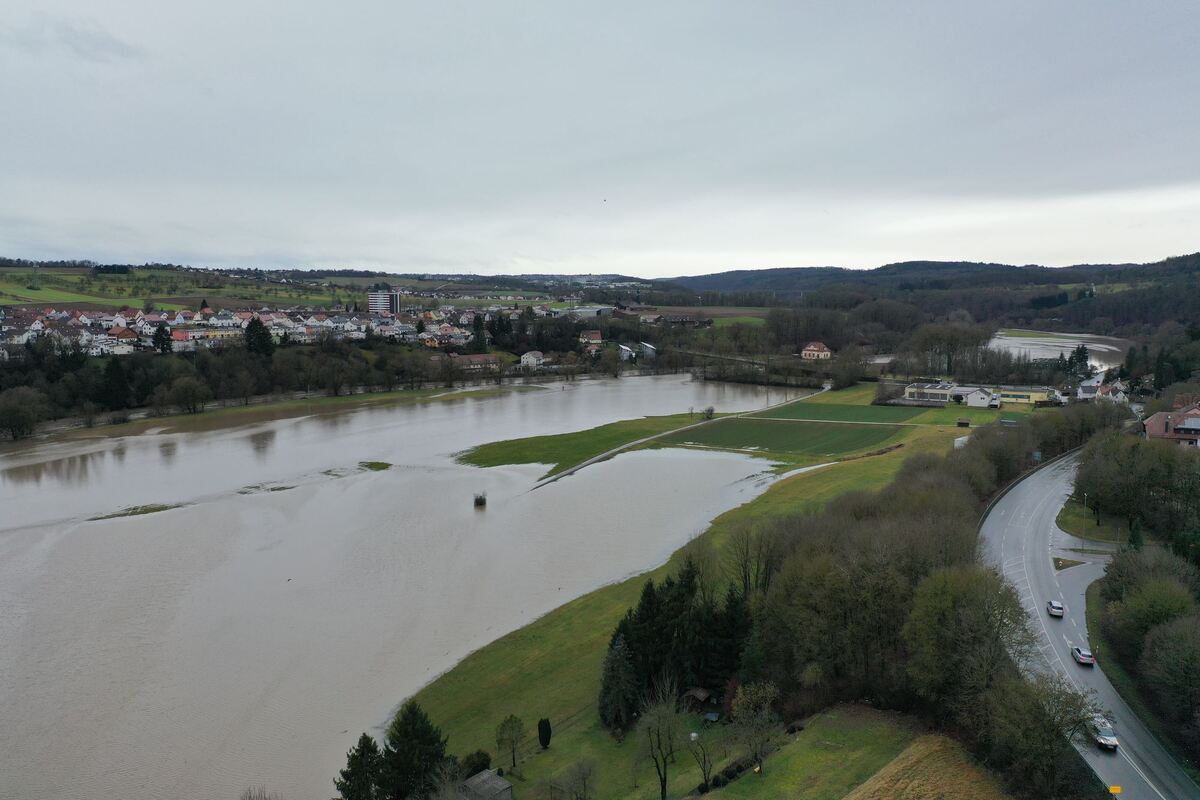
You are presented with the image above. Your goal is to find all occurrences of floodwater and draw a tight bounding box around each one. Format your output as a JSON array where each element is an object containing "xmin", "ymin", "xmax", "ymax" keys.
[
  {"xmin": 988, "ymin": 330, "xmax": 1131, "ymax": 370},
  {"xmin": 0, "ymin": 376, "xmax": 798, "ymax": 800}
]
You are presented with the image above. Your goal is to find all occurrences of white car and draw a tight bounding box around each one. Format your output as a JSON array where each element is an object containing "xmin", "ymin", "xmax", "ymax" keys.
[
  {"xmin": 1046, "ymin": 600, "xmax": 1065, "ymax": 618},
  {"xmin": 1088, "ymin": 716, "xmax": 1119, "ymax": 750}
]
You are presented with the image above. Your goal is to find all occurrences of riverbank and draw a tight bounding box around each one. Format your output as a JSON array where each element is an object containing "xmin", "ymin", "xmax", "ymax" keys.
[{"xmin": 408, "ymin": 420, "xmax": 961, "ymax": 798}]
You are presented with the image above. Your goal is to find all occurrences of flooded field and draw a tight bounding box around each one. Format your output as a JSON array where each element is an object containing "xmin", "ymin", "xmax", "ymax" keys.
[
  {"xmin": 988, "ymin": 329, "xmax": 1131, "ymax": 370},
  {"xmin": 0, "ymin": 377, "xmax": 795, "ymax": 800}
]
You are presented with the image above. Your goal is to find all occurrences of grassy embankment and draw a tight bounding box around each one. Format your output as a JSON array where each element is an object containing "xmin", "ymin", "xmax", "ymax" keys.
[
  {"xmin": 415, "ymin": 413, "xmax": 961, "ymax": 798},
  {"xmin": 1084, "ymin": 583, "xmax": 1200, "ymax": 783},
  {"xmin": 842, "ymin": 733, "xmax": 1012, "ymax": 800},
  {"xmin": 1055, "ymin": 499, "xmax": 1129, "ymax": 545}
]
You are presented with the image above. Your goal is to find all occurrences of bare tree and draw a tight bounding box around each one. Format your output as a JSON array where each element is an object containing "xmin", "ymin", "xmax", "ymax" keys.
[
  {"xmin": 636, "ymin": 682, "xmax": 680, "ymax": 800},
  {"xmin": 564, "ymin": 758, "xmax": 597, "ymax": 800},
  {"xmin": 685, "ymin": 726, "xmax": 725, "ymax": 790},
  {"xmin": 732, "ymin": 681, "xmax": 779, "ymax": 773},
  {"xmin": 495, "ymin": 714, "xmax": 526, "ymax": 769}
]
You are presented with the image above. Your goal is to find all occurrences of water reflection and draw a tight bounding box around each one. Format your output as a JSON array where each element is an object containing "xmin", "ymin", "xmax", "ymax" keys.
[
  {"xmin": 246, "ymin": 429, "xmax": 277, "ymax": 459},
  {"xmin": 0, "ymin": 449, "xmax": 106, "ymax": 487},
  {"xmin": 159, "ymin": 440, "xmax": 177, "ymax": 467}
]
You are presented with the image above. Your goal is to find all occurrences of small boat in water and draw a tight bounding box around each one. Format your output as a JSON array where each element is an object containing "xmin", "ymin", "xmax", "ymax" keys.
[{"xmin": 474, "ymin": 492, "xmax": 487, "ymax": 508}]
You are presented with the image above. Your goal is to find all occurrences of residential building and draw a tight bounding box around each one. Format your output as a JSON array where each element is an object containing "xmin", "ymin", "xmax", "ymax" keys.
[
  {"xmin": 1143, "ymin": 402, "xmax": 1200, "ymax": 447},
  {"xmin": 801, "ymin": 341, "xmax": 832, "ymax": 360},
  {"xmin": 368, "ymin": 291, "xmax": 404, "ymax": 314},
  {"xmin": 579, "ymin": 330, "xmax": 602, "ymax": 346},
  {"xmin": 520, "ymin": 350, "xmax": 544, "ymax": 368}
]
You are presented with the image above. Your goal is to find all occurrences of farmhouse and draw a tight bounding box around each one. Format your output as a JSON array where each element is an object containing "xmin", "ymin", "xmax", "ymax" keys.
[
  {"xmin": 520, "ymin": 350, "xmax": 544, "ymax": 368},
  {"xmin": 801, "ymin": 341, "xmax": 832, "ymax": 360}
]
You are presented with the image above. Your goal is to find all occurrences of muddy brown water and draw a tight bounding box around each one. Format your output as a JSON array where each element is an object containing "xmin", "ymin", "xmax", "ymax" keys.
[{"xmin": 0, "ymin": 376, "xmax": 798, "ymax": 800}]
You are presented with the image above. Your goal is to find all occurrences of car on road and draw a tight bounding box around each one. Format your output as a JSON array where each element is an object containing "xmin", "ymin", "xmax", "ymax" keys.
[
  {"xmin": 1088, "ymin": 716, "xmax": 1119, "ymax": 750},
  {"xmin": 1046, "ymin": 600, "xmax": 1065, "ymax": 617},
  {"xmin": 1072, "ymin": 646, "xmax": 1096, "ymax": 666}
]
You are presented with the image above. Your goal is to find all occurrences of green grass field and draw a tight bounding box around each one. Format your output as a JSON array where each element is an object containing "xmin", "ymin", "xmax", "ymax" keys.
[
  {"xmin": 1056, "ymin": 499, "xmax": 1129, "ymax": 545},
  {"xmin": 708, "ymin": 706, "xmax": 915, "ymax": 799},
  {"xmin": 756, "ymin": 402, "xmax": 925, "ymax": 423},
  {"xmin": 661, "ymin": 418, "xmax": 903, "ymax": 459},
  {"xmin": 457, "ymin": 413, "xmax": 705, "ymax": 477},
  {"xmin": 713, "ymin": 316, "xmax": 767, "ymax": 328},
  {"xmin": 410, "ymin": 426, "xmax": 961, "ymax": 798}
]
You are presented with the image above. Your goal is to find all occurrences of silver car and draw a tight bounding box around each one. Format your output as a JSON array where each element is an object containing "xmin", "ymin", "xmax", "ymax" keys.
[
  {"xmin": 1088, "ymin": 716, "xmax": 1119, "ymax": 750},
  {"xmin": 1046, "ymin": 600, "xmax": 1065, "ymax": 617}
]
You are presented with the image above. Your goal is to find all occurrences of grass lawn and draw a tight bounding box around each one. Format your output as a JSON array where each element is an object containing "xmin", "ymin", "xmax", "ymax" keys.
[
  {"xmin": 908, "ymin": 405, "xmax": 1030, "ymax": 426},
  {"xmin": 457, "ymin": 413, "xmax": 706, "ymax": 478},
  {"xmin": 713, "ymin": 316, "xmax": 767, "ymax": 328},
  {"xmin": 409, "ymin": 428, "xmax": 961, "ymax": 798},
  {"xmin": 1056, "ymin": 499, "xmax": 1128, "ymax": 545},
  {"xmin": 1084, "ymin": 583, "xmax": 1200, "ymax": 783},
  {"xmin": 843, "ymin": 733, "xmax": 1012, "ymax": 800},
  {"xmin": 708, "ymin": 706, "xmax": 916, "ymax": 800},
  {"xmin": 660, "ymin": 418, "xmax": 904, "ymax": 460}
]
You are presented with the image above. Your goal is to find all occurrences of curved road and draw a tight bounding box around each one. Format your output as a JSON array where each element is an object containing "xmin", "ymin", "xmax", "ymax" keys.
[{"xmin": 980, "ymin": 454, "xmax": 1200, "ymax": 799}]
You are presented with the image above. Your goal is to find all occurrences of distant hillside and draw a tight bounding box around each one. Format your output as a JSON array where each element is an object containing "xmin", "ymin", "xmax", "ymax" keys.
[{"xmin": 661, "ymin": 254, "xmax": 1198, "ymax": 295}]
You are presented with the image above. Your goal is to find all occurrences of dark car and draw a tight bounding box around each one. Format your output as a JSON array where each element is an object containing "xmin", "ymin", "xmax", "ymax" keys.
[{"xmin": 1072, "ymin": 646, "xmax": 1096, "ymax": 666}]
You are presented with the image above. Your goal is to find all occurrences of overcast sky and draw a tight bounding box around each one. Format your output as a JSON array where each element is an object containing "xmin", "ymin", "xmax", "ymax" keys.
[{"xmin": 2, "ymin": 2, "xmax": 1198, "ymax": 277}]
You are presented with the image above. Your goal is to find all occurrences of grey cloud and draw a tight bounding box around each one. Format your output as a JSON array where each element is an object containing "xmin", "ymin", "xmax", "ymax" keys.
[{"xmin": 0, "ymin": 14, "xmax": 143, "ymax": 62}]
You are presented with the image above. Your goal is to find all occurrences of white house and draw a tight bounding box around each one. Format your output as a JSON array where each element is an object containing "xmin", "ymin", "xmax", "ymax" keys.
[
  {"xmin": 520, "ymin": 350, "xmax": 544, "ymax": 368},
  {"xmin": 618, "ymin": 343, "xmax": 636, "ymax": 361}
]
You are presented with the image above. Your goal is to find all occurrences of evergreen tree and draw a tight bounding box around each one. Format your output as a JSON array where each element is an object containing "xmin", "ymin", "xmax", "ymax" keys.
[
  {"xmin": 102, "ymin": 357, "xmax": 130, "ymax": 410},
  {"xmin": 537, "ymin": 717, "xmax": 552, "ymax": 749},
  {"xmin": 334, "ymin": 733, "xmax": 382, "ymax": 800},
  {"xmin": 152, "ymin": 325, "xmax": 173, "ymax": 354},
  {"xmin": 199, "ymin": 297, "xmax": 209, "ymax": 310},
  {"xmin": 378, "ymin": 700, "xmax": 447, "ymax": 800},
  {"xmin": 470, "ymin": 315, "xmax": 488, "ymax": 353},
  {"xmin": 244, "ymin": 318, "xmax": 275, "ymax": 357},
  {"xmin": 598, "ymin": 634, "xmax": 639, "ymax": 730}
]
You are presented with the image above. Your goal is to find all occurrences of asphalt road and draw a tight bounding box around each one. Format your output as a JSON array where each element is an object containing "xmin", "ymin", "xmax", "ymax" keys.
[{"xmin": 980, "ymin": 454, "xmax": 1200, "ymax": 800}]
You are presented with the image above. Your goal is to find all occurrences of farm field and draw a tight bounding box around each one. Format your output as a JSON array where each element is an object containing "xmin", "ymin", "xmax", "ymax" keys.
[
  {"xmin": 0, "ymin": 267, "xmax": 354, "ymax": 308},
  {"xmin": 660, "ymin": 417, "xmax": 904, "ymax": 459},
  {"xmin": 410, "ymin": 425, "xmax": 962, "ymax": 798}
]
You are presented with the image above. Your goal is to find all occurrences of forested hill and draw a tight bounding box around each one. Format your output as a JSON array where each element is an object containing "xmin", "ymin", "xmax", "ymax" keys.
[{"xmin": 664, "ymin": 253, "xmax": 1200, "ymax": 295}]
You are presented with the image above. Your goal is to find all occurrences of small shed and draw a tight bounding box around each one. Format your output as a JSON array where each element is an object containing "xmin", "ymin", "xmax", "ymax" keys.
[
  {"xmin": 957, "ymin": 418, "xmax": 971, "ymax": 428},
  {"xmin": 680, "ymin": 687, "xmax": 713, "ymax": 712},
  {"xmin": 461, "ymin": 769, "xmax": 513, "ymax": 800}
]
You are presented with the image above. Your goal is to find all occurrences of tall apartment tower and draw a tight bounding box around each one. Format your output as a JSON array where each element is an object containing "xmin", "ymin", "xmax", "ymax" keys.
[{"xmin": 367, "ymin": 291, "xmax": 403, "ymax": 314}]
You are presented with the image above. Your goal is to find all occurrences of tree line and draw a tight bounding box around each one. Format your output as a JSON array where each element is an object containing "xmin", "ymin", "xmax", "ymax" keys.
[{"xmin": 595, "ymin": 401, "xmax": 1126, "ymax": 799}]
